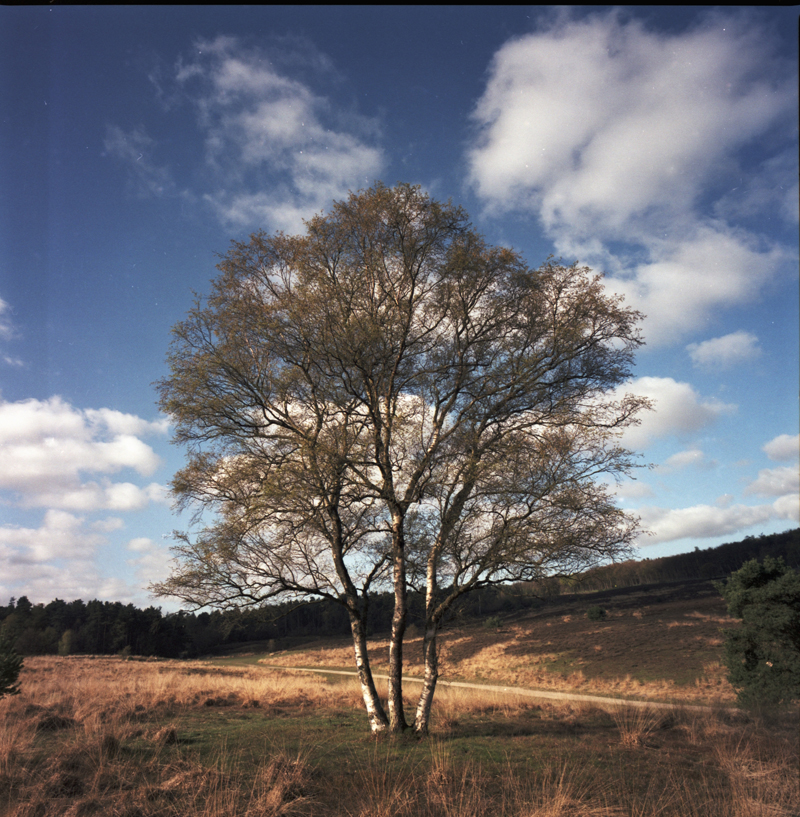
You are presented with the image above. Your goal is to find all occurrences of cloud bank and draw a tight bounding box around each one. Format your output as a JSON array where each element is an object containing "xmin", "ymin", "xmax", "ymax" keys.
[
  {"xmin": 0, "ymin": 396, "xmax": 169, "ymax": 511},
  {"xmin": 0, "ymin": 396, "xmax": 175, "ymax": 603},
  {"xmin": 633, "ymin": 430, "xmax": 800, "ymax": 544}
]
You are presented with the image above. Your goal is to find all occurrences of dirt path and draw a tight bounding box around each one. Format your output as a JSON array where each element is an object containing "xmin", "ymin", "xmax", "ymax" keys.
[{"xmin": 262, "ymin": 665, "xmax": 730, "ymax": 713}]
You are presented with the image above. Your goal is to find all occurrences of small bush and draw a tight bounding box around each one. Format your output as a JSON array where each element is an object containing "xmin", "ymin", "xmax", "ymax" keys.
[
  {"xmin": 483, "ymin": 615, "xmax": 502, "ymax": 629},
  {"xmin": 586, "ymin": 606, "xmax": 607, "ymax": 622}
]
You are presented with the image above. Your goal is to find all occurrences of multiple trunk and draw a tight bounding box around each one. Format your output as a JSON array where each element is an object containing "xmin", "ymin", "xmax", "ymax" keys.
[{"xmin": 347, "ymin": 598, "xmax": 440, "ymax": 736}]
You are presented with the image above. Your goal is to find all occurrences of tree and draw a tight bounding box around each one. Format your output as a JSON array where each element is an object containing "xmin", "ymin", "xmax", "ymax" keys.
[
  {"xmin": 154, "ymin": 182, "xmax": 649, "ymax": 735},
  {"xmin": 717, "ymin": 557, "xmax": 800, "ymax": 707},
  {"xmin": 0, "ymin": 635, "xmax": 23, "ymax": 698}
]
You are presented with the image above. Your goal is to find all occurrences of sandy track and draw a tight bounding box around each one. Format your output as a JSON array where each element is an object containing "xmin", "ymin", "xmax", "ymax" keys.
[{"xmin": 262, "ymin": 665, "xmax": 730, "ymax": 713}]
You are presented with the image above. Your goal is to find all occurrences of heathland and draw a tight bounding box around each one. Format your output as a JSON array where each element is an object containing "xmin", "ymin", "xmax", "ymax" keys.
[{"xmin": 2, "ymin": 575, "xmax": 798, "ymax": 817}]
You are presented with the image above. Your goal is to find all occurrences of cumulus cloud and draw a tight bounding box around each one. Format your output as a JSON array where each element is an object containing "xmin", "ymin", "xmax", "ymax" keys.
[
  {"xmin": 185, "ymin": 37, "xmax": 383, "ymax": 230},
  {"xmin": 0, "ymin": 511, "xmax": 136, "ymax": 604},
  {"xmin": 687, "ymin": 330, "xmax": 761, "ymax": 369},
  {"xmin": 468, "ymin": 10, "xmax": 797, "ymax": 345},
  {"xmin": 617, "ymin": 376, "xmax": 735, "ymax": 450},
  {"xmin": 0, "ymin": 510, "xmax": 102, "ymax": 565},
  {"xmin": 0, "ymin": 396, "xmax": 169, "ymax": 510},
  {"xmin": 745, "ymin": 466, "xmax": 799, "ymax": 499},
  {"xmin": 762, "ymin": 433, "xmax": 799, "ymax": 462},
  {"xmin": 0, "ymin": 511, "xmax": 175, "ymax": 605}
]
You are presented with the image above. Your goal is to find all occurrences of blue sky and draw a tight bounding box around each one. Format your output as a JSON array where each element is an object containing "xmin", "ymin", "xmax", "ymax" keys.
[{"xmin": 1, "ymin": 6, "xmax": 797, "ymax": 608}]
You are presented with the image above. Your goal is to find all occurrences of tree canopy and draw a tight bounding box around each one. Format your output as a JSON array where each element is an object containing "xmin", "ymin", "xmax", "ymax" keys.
[{"xmin": 155, "ymin": 182, "xmax": 649, "ymax": 734}]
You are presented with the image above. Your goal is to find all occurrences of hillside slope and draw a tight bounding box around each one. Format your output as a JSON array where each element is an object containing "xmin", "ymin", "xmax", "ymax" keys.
[{"xmin": 263, "ymin": 578, "xmax": 737, "ymax": 705}]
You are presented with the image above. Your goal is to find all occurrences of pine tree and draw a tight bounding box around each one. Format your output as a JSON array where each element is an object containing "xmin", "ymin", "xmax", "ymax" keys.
[
  {"xmin": 717, "ymin": 557, "xmax": 800, "ymax": 707},
  {"xmin": 0, "ymin": 635, "xmax": 23, "ymax": 698}
]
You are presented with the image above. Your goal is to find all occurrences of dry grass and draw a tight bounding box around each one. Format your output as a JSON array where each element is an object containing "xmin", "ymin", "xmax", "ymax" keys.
[
  {"xmin": 612, "ymin": 705, "xmax": 669, "ymax": 747},
  {"xmin": 265, "ymin": 580, "xmax": 742, "ymax": 706},
  {"xmin": 0, "ymin": 656, "xmax": 796, "ymax": 817}
]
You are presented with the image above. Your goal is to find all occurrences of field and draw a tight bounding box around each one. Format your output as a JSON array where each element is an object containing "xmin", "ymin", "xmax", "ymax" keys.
[{"xmin": 1, "ymin": 581, "xmax": 798, "ymax": 817}]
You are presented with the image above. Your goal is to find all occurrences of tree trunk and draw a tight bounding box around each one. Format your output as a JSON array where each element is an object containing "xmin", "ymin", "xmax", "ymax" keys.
[
  {"xmin": 387, "ymin": 515, "xmax": 408, "ymax": 732},
  {"xmin": 349, "ymin": 611, "xmax": 388, "ymax": 734},
  {"xmin": 413, "ymin": 623, "xmax": 439, "ymax": 736}
]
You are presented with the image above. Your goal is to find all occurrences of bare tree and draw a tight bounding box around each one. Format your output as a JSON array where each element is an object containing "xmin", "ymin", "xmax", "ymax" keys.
[{"xmin": 154, "ymin": 183, "xmax": 649, "ymax": 735}]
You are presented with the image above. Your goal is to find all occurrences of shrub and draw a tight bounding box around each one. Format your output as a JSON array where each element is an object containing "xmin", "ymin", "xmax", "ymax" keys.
[
  {"xmin": 483, "ymin": 615, "xmax": 502, "ymax": 629},
  {"xmin": 586, "ymin": 606, "xmax": 607, "ymax": 621},
  {"xmin": 0, "ymin": 635, "xmax": 23, "ymax": 698},
  {"xmin": 716, "ymin": 557, "xmax": 800, "ymax": 707}
]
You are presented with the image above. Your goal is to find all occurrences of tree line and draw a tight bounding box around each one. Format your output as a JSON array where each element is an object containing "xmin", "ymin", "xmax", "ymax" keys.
[
  {"xmin": 3, "ymin": 528, "xmax": 796, "ymax": 660},
  {"xmin": 571, "ymin": 528, "xmax": 800, "ymax": 591}
]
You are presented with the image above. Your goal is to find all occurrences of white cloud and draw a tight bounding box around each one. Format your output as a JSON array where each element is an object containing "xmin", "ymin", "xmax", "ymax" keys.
[
  {"xmin": 637, "ymin": 498, "xmax": 797, "ymax": 544},
  {"xmin": 0, "ymin": 296, "xmax": 24, "ymax": 368},
  {"xmin": 470, "ymin": 14, "xmax": 793, "ymax": 226},
  {"xmin": 606, "ymin": 227, "xmax": 789, "ymax": 346},
  {"xmin": 126, "ymin": 537, "xmax": 174, "ymax": 591},
  {"xmin": 762, "ymin": 433, "xmax": 800, "ymax": 462},
  {"xmin": 0, "ymin": 512, "xmax": 174, "ymax": 605},
  {"xmin": 468, "ymin": 11, "xmax": 797, "ymax": 345},
  {"xmin": 614, "ymin": 480, "xmax": 655, "ymax": 500},
  {"xmin": 687, "ymin": 330, "xmax": 761, "ymax": 369},
  {"xmin": 28, "ymin": 481, "xmax": 169, "ymax": 512},
  {"xmin": 744, "ymin": 466, "xmax": 799, "ymax": 499},
  {"xmin": 773, "ymin": 493, "xmax": 800, "ymax": 521},
  {"xmin": 172, "ymin": 36, "xmax": 384, "ymax": 232},
  {"xmin": 0, "ymin": 510, "xmax": 104, "ymax": 566},
  {"xmin": 0, "ymin": 396, "xmax": 169, "ymax": 510},
  {"xmin": 617, "ymin": 376, "xmax": 735, "ymax": 450},
  {"xmin": 659, "ymin": 448, "xmax": 712, "ymax": 472},
  {"xmin": 0, "ymin": 296, "xmax": 14, "ymax": 341}
]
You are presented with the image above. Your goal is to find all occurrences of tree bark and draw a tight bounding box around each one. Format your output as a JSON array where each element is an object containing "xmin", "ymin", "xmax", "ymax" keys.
[
  {"xmin": 348, "ymin": 611, "xmax": 388, "ymax": 734},
  {"xmin": 387, "ymin": 514, "xmax": 408, "ymax": 732},
  {"xmin": 413, "ymin": 623, "xmax": 439, "ymax": 736}
]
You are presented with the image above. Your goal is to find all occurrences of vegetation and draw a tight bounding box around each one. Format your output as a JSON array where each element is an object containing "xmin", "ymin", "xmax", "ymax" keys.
[
  {"xmin": 0, "ymin": 635, "xmax": 22, "ymax": 699},
  {"xmin": 1, "ymin": 654, "xmax": 796, "ymax": 817},
  {"xmin": 154, "ymin": 181, "xmax": 649, "ymax": 734},
  {"xmin": 717, "ymin": 557, "xmax": 800, "ymax": 707}
]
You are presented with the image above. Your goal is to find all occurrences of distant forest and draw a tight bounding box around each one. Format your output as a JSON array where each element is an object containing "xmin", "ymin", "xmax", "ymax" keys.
[{"xmin": 2, "ymin": 528, "xmax": 797, "ymax": 659}]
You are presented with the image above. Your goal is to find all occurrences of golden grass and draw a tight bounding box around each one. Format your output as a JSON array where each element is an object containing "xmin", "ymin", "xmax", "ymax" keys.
[{"xmin": 0, "ymin": 656, "xmax": 796, "ymax": 817}]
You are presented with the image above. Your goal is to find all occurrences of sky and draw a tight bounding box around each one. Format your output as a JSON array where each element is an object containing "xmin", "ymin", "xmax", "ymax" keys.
[{"xmin": 1, "ymin": 6, "xmax": 798, "ymax": 609}]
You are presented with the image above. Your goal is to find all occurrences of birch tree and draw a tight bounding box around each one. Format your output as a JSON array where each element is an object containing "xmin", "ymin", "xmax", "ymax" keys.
[{"xmin": 155, "ymin": 182, "xmax": 649, "ymax": 735}]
